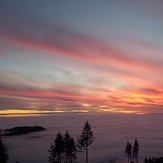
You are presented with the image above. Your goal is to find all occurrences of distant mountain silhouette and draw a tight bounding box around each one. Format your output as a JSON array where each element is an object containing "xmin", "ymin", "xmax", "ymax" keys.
[{"xmin": 0, "ymin": 126, "xmax": 45, "ymax": 136}]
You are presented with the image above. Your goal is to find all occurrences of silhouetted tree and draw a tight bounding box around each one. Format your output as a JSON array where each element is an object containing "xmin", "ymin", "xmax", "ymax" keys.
[
  {"xmin": 49, "ymin": 131, "xmax": 77, "ymax": 163},
  {"xmin": 0, "ymin": 138, "xmax": 10, "ymax": 163},
  {"xmin": 49, "ymin": 132, "xmax": 64, "ymax": 163},
  {"xmin": 125, "ymin": 141, "xmax": 132, "ymax": 163},
  {"xmin": 133, "ymin": 139, "xmax": 139, "ymax": 163},
  {"xmin": 77, "ymin": 121, "xmax": 95, "ymax": 163},
  {"xmin": 64, "ymin": 131, "xmax": 77, "ymax": 163}
]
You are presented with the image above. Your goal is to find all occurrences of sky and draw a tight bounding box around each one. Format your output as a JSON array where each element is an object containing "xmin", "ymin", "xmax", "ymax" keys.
[{"xmin": 0, "ymin": 0, "xmax": 163, "ymax": 115}]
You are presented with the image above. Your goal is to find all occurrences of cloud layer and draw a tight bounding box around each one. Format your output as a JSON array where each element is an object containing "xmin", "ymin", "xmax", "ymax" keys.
[{"xmin": 0, "ymin": 1, "xmax": 163, "ymax": 115}]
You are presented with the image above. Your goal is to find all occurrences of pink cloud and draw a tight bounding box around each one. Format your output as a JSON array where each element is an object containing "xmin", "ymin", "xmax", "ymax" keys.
[
  {"xmin": 1, "ymin": 26, "xmax": 162, "ymax": 73},
  {"xmin": 1, "ymin": 24, "xmax": 163, "ymax": 113},
  {"xmin": 0, "ymin": 77, "xmax": 162, "ymax": 113}
]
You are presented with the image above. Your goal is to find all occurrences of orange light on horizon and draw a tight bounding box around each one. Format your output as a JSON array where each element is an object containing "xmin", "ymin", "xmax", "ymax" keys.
[
  {"xmin": 99, "ymin": 107, "xmax": 145, "ymax": 114},
  {"xmin": 0, "ymin": 109, "xmax": 90, "ymax": 117}
]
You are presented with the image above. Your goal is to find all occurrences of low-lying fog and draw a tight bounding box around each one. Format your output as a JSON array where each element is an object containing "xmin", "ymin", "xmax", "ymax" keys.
[{"xmin": 1, "ymin": 113, "xmax": 163, "ymax": 163}]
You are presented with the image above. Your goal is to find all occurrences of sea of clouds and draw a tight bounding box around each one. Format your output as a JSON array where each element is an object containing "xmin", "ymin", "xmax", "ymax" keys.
[{"xmin": 0, "ymin": 113, "xmax": 163, "ymax": 163}]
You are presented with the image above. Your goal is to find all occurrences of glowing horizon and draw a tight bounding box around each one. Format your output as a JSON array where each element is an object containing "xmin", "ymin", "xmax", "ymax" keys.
[{"xmin": 0, "ymin": 108, "xmax": 145, "ymax": 117}]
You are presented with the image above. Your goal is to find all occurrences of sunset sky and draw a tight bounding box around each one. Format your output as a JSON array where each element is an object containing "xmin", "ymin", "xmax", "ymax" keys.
[{"xmin": 0, "ymin": 0, "xmax": 163, "ymax": 115}]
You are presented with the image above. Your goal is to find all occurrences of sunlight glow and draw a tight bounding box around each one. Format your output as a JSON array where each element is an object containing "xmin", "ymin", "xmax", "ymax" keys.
[
  {"xmin": 0, "ymin": 108, "xmax": 145, "ymax": 116},
  {"xmin": 123, "ymin": 93, "xmax": 162, "ymax": 105},
  {"xmin": 99, "ymin": 108, "xmax": 145, "ymax": 114},
  {"xmin": 82, "ymin": 103, "xmax": 91, "ymax": 107},
  {"xmin": 0, "ymin": 109, "xmax": 89, "ymax": 117}
]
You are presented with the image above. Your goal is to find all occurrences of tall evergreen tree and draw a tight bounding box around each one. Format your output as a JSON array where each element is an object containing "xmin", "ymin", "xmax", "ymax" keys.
[
  {"xmin": 77, "ymin": 121, "xmax": 95, "ymax": 163},
  {"xmin": 133, "ymin": 139, "xmax": 139, "ymax": 163},
  {"xmin": 0, "ymin": 138, "xmax": 10, "ymax": 163},
  {"xmin": 48, "ymin": 132, "xmax": 64, "ymax": 163},
  {"xmin": 125, "ymin": 141, "xmax": 132, "ymax": 163},
  {"xmin": 64, "ymin": 131, "xmax": 77, "ymax": 163},
  {"xmin": 49, "ymin": 131, "xmax": 77, "ymax": 163}
]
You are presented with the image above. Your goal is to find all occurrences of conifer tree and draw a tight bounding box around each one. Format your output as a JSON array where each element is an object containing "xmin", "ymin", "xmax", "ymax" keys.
[
  {"xmin": 77, "ymin": 121, "xmax": 95, "ymax": 163},
  {"xmin": 48, "ymin": 132, "xmax": 64, "ymax": 163},
  {"xmin": 125, "ymin": 141, "xmax": 132, "ymax": 163},
  {"xmin": 64, "ymin": 131, "xmax": 77, "ymax": 163},
  {"xmin": 49, "ymin": 131, "xmax": 77, "ymax": 163},
  {"xmin": 0, "ymin": 138, "xmax": 10, "ymax": 163},
  {"xmin": 133, "ymin": 139, "xmax": 139, "ymax": 163}
]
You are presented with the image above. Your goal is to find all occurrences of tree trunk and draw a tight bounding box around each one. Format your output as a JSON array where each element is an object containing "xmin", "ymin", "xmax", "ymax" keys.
[{"xmin": 86, "ymin": 146, "xmax": 88, "ymax": 163}]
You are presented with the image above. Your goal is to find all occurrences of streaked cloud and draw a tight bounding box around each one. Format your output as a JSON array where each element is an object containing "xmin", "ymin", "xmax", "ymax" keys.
[{"xmin": 0, "ymin": 1, "xmax": 163, "ymax": 115}]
